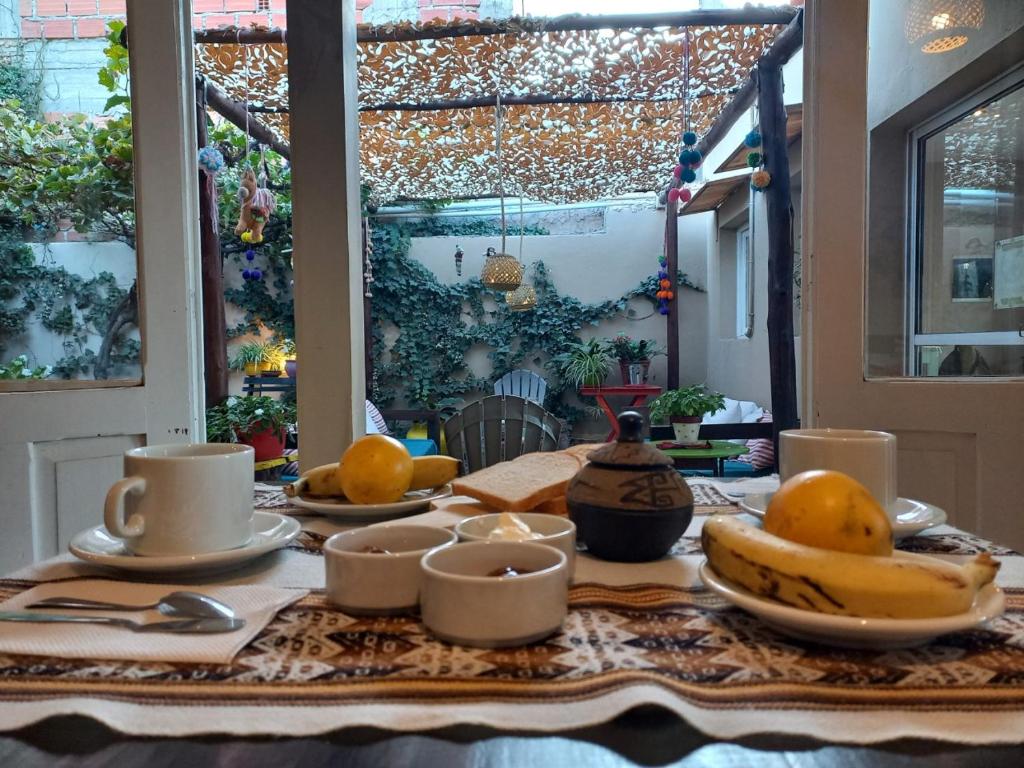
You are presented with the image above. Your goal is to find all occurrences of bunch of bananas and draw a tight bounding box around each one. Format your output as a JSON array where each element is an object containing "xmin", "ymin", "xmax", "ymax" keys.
[{"xmin": 285, "ymin": 450, "xmax": 459, "ymax": 503}]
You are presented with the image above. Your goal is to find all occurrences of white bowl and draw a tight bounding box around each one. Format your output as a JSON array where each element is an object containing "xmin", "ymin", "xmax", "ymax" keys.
[
  {"xmin": 324, "ymin": 525, "xmax": 457, "ymax": 615},
  {"xmin": 420, "ymin": 541, "xmax": 569, "ymax": 648},
  {"xmin": 454, "ymin": 513, "xmax": 577, "ymax": 572}
]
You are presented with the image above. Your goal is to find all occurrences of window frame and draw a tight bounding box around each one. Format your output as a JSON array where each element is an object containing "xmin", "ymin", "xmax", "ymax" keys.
[
  {"xmin": 735, "ymin": 223, "xmax": 752, "ymax": 338},
  {"xmin": 906, "ymin": 64, "xmax": 1024, "ymax": 374}
]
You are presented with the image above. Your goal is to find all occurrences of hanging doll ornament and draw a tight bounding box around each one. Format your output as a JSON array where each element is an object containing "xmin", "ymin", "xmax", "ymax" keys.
[{"xmin": 235, "ymin": 166, "xmax": 276, "ymax": 245}]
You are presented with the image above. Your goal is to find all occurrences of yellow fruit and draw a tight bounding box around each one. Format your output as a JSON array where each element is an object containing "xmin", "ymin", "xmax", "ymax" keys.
[
  {"xmin": 409, "ymin": 455, "xmax": 460, "ymax": 491},
  {"xmin": 765, "ymin": 469, "xmax": 893, "ymax": 556},
  {"xmin": 338, "ymin": 435, "xmax": 414, "ymax": 504},
  {"xmin": 284, "ymin": 462, "xmax": 342, "ymax": 498}
]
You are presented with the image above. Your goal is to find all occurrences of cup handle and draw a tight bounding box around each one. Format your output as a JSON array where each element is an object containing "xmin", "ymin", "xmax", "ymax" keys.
[{"xmin": 104, "ymin": 476, "xmax": 147, "ymax": 540}]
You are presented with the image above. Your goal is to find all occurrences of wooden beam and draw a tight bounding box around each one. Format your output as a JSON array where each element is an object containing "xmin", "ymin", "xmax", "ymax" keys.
[
  {"xmin": 756, "ymin": 61, "xmax": 799, "ymax": 459},
  {"xmin": 665, "ymin": 197, "xmax": 680, "ymax": 391},
  {"xmin": 194, "ymin": 8, "xmax": 798, "ymax": 45},
  {"xmin": 196, "ymin": 79, "xmax": 229, "ymax": 408},
  {"xmin": 202, "ymin": 78, "xmax": 291, "ymax": 160}
]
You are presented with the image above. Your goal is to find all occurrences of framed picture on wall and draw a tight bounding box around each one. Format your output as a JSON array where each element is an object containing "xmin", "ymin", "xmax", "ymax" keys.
[{"xmin": 951, "ymin": 257, "xmax": 993, "ymax": 302}]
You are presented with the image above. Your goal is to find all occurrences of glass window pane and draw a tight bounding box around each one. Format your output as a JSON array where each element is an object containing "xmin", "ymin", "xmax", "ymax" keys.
[
  {"xmin": 1, "ymin": 15, "xmax": 141, "ymax": 388},
  {"xmin": 917, "ymin": 85, "xmax": 1024, "ymax": 337}
]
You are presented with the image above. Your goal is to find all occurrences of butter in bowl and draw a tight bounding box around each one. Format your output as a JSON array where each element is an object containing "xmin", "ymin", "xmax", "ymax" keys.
[
  {"xmin": 419, "ymin": 541, "xmax": 569, "ymax": 648},
  {"xmin": 324, "ymin": 525, "xmax": 457, "ymax": 615},
  {"xmin": 454, "ymin": 512, "xmax": 577, "ymax": 572}
]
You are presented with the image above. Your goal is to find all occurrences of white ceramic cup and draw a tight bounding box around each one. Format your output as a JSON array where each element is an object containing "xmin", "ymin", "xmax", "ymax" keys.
[
  {"xmin": 779, "ymin": 428, "xmax": 898, "ymax": 512},
  {"xmin": 324, "ymin": 525, "xmax": 458, "ymax": 614},
  {"xmin": 454, "ymin": 513, "xmax": 577, "ymax": 574},
  {"xmin": 104, "ymin": 443, "xmax": 255, "ymax": 557}
]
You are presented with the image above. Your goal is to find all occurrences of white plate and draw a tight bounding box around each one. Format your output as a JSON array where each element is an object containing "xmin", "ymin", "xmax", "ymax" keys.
[
  {"xmin": 290, "ymin": 485, "xmax": 452, "ymax": 521},
  {"xmin": 69, "ymin": 511, "xmax": 301, "ymax": 576},
  {"xmin": 699, "ymin": 559, "xmax": 1004, "ymax": 649},
  {"xmin": 737, "ymin": 493, "xmax": 947, "ymax": 540}
]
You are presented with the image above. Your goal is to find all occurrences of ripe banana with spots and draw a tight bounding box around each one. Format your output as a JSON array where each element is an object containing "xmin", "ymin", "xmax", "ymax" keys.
[
  {"xmin": 284, "ymin": 462, "xmax": 342, "ymax": 498},
  {"xmin": 702, "ymin": 515, "xmax": 999, "ymax": 619},
  {"xmin": 408, "ymin": 455, "xmax": 460, "ymax": 491}
]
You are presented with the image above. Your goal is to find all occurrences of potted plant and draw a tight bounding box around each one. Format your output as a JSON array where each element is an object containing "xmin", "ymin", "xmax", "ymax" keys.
[
  {"xmin": 230, "ymin": 342, "xmax": 265, "ymax": 376},
  {"xmin": 258, "ymin": 341, "xmax": 285, "ymax": 376},
  {"xmin": 205, "ymin": 395, "xmax": 296, "ymax": 462},
  {"xmin": 281, "ymin": 338, "xmax": 297, "ymax": 379},
  {"xmin": 607, "ymin": 335, "xmax": 663, "ymax": 385},
  {"xmin": 553, "ymin": 338, "xmax": 612, "ymax": 388},
  {"xmin": 650, "ymin": 385, "xmax": 725, "ymax": 445}
]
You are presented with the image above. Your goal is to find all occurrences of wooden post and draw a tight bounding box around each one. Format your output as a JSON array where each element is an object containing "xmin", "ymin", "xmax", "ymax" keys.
[
  {"xmin": 755, "ymin": 62, "xmax": 799, "ymax": 454},
  {"xmin": 196, "ymin": 78, "xmax": 229, "ymax": 407},
  {"xmin": 664, "ymin": 197, "xmax": 680, "ymax": 390}
]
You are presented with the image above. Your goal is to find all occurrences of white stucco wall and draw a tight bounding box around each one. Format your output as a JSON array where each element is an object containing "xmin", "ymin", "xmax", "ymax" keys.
[
  {"xmin": 4, "ymin": 240, "xmax": 139, "ymax": 377},
  {"xmin": 394, "ymin": 203, "xmax": 708, "ymax": 438}
]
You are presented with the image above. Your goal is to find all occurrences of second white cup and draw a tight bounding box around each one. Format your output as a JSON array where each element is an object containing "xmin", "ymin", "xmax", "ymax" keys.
[{"xmin": 779, "ymin": 428, "xmax": 898, "ymax": 512}]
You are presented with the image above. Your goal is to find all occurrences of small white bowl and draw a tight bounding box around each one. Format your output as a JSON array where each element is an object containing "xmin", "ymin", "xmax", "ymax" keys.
[
  {"xmin": 324, "ymin": 525, "xmax": 457, "ymax": 615},
  {"xmin": 455, "ymin": 513, "xmax": 577, "ymax": 573},
  {"xmin": 420, "ymin": 541, "xmax": 569, "ymax": 648}
]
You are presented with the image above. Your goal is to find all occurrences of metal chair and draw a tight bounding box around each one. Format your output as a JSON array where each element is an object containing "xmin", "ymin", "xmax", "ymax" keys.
[
  {"xmin": 444, "ymin": 395, "xmax": 561, "ymax": 473},
  {"xmin": 493, "ymin": 369, "xmax": 548, "ymax": 406}
]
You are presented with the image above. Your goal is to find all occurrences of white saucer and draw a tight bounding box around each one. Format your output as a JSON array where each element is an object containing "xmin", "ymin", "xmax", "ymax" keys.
[
  {"xmin": 699, "ymin": 559, "xmax": 1004, "ymax": 649},
  {"xmin": 69, "ymin": 511, "xmax": 301, "ymax": 575},
  {"xmin": 291, "ymin": 485, "xmax": 452, "ymax": 522},
  {"xmin": 737, "ymin": 493, "xmax": 947, "ymax": 540}
]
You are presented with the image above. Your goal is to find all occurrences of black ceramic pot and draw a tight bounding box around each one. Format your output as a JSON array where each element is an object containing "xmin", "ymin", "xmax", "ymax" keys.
[{"xmin": 566, "ymin": 411, "xmax": 693, "ymax": 562}]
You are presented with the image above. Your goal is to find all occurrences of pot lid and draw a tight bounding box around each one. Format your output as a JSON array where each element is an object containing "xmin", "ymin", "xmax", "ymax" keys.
[{"xmin": 587, "ymin": 411, "xmax": 673, "ymax": 467}]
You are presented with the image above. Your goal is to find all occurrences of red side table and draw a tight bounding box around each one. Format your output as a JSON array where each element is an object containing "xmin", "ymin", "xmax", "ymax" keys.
[{"xmin": 579, "ymin": 385, "xmax": 663, "ymax": 441}]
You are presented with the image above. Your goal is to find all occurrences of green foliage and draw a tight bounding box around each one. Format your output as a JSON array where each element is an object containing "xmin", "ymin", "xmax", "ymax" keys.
[
  {"xmin": 551, "ymin": 338, "xmax": 612, "ymax": 388},
  {"xmin": 650, "ymin": 384, "xmax": 725, "ymax": 422},
  {"xmin": 0, "ymin": 55, "xmax": 38, "ymax": 115},
  {"xmin": 205, "ymin": 395, "xmax": 296, "ymax": 443},
  {"xmin": 606, "ymin": 334, "xmax": 664, "ymax": 363},
  {"xmin": 0, "ymin": 354, "xmax": 50, "ymax": 380},
  {"xmin": 366, "ymin": 220, "xmax": 703, "ymax": 424}
]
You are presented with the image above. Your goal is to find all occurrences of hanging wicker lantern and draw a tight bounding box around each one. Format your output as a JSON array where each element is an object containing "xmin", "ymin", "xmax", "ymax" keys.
[
  {"xmin": 905, "ymin": 0, "xmax": 984, "ymax": 54},
  {"xmin": 481, "ymin": 247, "xmax": 523, "ymax": 292},
  {"xmin": 506, "ymin": 283, "xmax": 537, "ymax": 312}
]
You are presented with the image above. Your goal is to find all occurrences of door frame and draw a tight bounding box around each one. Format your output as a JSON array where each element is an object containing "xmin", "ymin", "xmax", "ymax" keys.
[{"xmin": 801, "ymin": 0, "xmax": 1024, "ymax": 546}]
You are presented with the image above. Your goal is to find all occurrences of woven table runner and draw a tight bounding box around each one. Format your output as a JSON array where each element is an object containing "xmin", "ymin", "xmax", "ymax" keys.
[{"xmin": 0, "ymin": 488, "xmax": 1021, "ymax": 743}]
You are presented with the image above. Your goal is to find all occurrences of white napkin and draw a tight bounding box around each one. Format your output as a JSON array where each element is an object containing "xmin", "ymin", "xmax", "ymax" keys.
[
  {"xmin": 692, "ymin": 475, "xmax": 780, "ymax": 498},
  {"xmin": 0, "ymin": 581, "xmax": 307, "ymax": 664}
]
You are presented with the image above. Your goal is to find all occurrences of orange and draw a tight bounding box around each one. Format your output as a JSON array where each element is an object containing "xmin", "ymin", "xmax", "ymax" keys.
[
  {"xmin": 764, "ymin": 469, "xmax": 893, "ymax": 556},
  {"xmin": 338, "ymin": 435, "xmax": 414, "ymax": 504}
]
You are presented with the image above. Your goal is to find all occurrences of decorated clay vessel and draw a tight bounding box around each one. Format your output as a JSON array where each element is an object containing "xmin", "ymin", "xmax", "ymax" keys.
[{"xmin": 566, "ymin": 411, "xmax": 693, "ymax": 562}]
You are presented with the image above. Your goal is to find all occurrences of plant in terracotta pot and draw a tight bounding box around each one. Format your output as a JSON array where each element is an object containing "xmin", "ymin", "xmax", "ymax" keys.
[
  {"xmin": 205, "ymin": 396, "xmax": 296, "ymax": 462},
  {"xmin": 553, "ymin": 338, "xmax": 612, "ymax": 389},
  {"xmin": 649, "ymin": 385, "xmax": 725, "ymax": 445},
  {"xmin": 607, "ymin": 335, "xmax": 664, "ymax": 385}
]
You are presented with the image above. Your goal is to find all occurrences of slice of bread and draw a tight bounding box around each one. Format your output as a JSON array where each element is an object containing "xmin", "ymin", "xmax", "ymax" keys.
[
  {"xmin": 451, "ymin": 452, "xmax": 582, "ymax": 512},
  {"xmin": 563, "ymin": 443, "xmax": 605, "ymax": 464},
  {"xmin": 533, "ymin": 495, "xmax": 568, "ymax": 516}
]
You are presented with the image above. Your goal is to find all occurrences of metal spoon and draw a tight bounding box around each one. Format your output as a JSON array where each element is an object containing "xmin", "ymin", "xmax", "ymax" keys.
[
  {"xmin": 25, "ymin": 591, "xmax": 235, "ymax": 619},
  {"xmin": 0, "ymin": 611, "xmax": 245, "ymax": 634}
]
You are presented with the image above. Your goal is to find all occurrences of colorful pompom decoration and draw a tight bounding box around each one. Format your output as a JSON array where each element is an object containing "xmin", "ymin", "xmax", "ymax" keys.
[
  {"xmin": 197, "ymin": 145, "xmax": 225, "ymax": 176},
  {"xmin": 679, "ymin": 188, "xmax": 692, "ymax": 203},
  {"xmin": 751, "ymin": 170, "xmax": 772, "ymax": 190},
  {"xmin": 744, "ymin": 130, "xmax": 762, "ymax": 148},
  {"xmin": 242, "ymin": 268, "xmax": 252, "ymax": 280},
  {"xmin": 667, "ymin": 188, "xmax": 681, "ymax": 203},
  {"xmin": 746, "ymin": 151, "xmax": 762, "ymax": 167},
  {"xmin": 681, "ymin": 168, "xmax": 697, "ymax": 183},
  {"xmin": 687, "ymin": 149, "xmax": 702, "ymax": 165},
  {"xmin": 245, "ymin": 248, "xmax": 256, "ymax": 262},
  {"xmin": 682, "ymin": 130, "xmax": 698, "ymax": 146},
  {"xmin": 673, "ymin": 164, "xmax": 683, "ymax": 178}
]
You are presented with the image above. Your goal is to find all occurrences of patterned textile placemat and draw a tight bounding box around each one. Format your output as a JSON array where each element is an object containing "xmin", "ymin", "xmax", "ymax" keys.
[{"xmin": 1, "ymin": 485, "xmax": 1022, "ymax": 741}]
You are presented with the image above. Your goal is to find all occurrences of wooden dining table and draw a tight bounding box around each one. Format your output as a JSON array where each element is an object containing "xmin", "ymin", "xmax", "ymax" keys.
[{"xmin": 0, "ymin": 480, "xmax": 1021, "ymax": 766}]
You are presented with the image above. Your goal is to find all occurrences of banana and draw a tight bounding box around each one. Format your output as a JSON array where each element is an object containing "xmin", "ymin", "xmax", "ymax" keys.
[
  {"xmin": 702, "ymin": 515, "xmax": 999, "ymax": 619},
  {"xmin": 408, "ymin": 455, "xmax": 460, "ymax": 491},
  {"xmin": 284, "ymin": 462, "xmax": 343, "ymax": 498}
]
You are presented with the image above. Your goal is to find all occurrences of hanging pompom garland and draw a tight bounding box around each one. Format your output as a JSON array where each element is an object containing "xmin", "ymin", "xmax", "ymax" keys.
[
  {"xmin": 655, "ymin": 255, "xmax": 673, "ymax": 316},
  {"xmin": 745, "ymin": 124, "xmax": 771, "ymax": 191},
  {"xmin": 197, "ymin": 145, "xmax": 224, "ymax": 176}
]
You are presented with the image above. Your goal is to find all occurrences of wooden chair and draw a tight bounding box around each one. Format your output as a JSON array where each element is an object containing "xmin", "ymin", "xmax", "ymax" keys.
[
  {"xmin": 493, "ymin": 369, "xmax": 548, "ymax": 406},
  {"xmin": 444, "ymin": 395, "xmax": 561, "ymax": 473}
]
